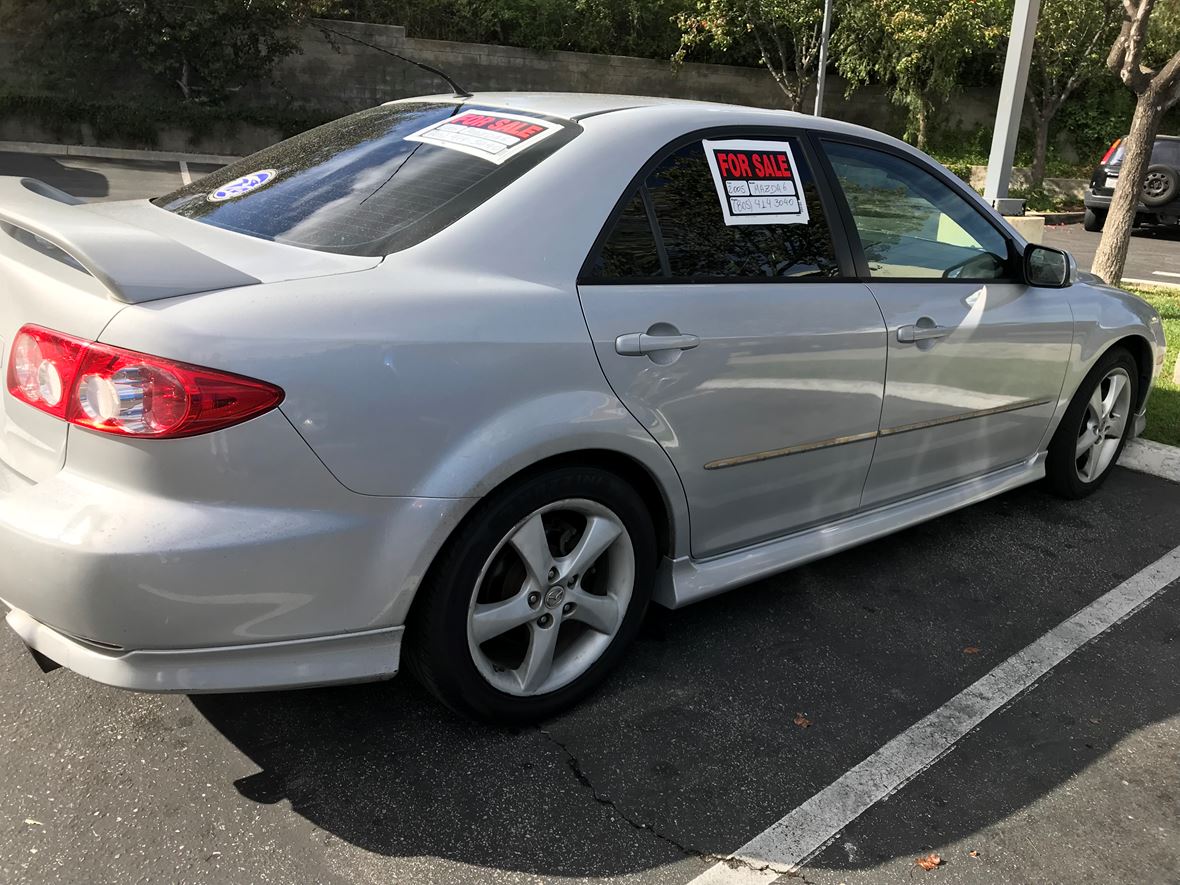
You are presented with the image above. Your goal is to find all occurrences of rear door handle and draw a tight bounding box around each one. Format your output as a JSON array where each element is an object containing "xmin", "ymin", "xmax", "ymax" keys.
[
  {"xmin": 897, "ymin": 323, "xmax": 950, "ymax": 343},
  {"xmin": 615, "ymin": 332, "xmax": 701, "ymax": 356}
]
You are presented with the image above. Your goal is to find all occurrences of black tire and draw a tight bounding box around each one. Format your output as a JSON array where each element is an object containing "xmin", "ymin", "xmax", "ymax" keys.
[
  {"xmin": 1083, "ymin": 207, "xmax": 1106, "ymax": 232},
  {"xmin": 1045, "ymin": 347, "xmax": 1138, "ymax": 499},
  {"xmin": 405, "ymin": 466, "xmax": 656, "ymax": 724},
  {"xmin": 1142, "ymin": 164, "xmax": 1179, "ymax": 208}
]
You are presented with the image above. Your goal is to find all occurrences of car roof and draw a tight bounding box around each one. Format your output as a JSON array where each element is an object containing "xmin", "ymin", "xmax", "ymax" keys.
[
  {"xmin": 393, "ymin": 91, "xmax": 904, "ymax": 146},
  {"xmin": 390, "ymin": 91, "xmax": 744, "ymax": 121}
]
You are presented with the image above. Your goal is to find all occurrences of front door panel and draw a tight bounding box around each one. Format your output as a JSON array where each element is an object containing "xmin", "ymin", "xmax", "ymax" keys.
[{"xmin": 860, "ymin": 281, "xmax": 1072, "ymax": 507}]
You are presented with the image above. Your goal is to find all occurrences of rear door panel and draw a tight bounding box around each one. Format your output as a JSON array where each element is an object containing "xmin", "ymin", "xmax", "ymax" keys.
[{"xmin": 579, "ymin": 280, "xmax": 886, "ymax": 556}]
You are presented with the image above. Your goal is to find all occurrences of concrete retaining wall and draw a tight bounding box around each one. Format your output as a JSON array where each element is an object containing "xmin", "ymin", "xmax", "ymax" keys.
[{"xmin": 0, "ymin": 18, "xmax": 1005, "ymax": 154}]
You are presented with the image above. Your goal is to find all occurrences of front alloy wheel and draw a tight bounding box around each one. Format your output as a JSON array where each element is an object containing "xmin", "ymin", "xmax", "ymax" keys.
[
  {"xmin": 1073, "ymin": 367, "xmax": 1132, "ymax": 483},
  {"xmin": 1046, "ymin": 347, "xmax": 1138, "ymax": 499}
]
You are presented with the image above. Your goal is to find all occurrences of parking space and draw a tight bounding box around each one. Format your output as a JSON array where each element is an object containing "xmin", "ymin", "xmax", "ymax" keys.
[
  {"xmin": 1043, "ymin": 221, "xmax": 1180, "ymax": 283},
  {"xmin": 0, "ymin": 149, "xmax": 224, "ymax": 202},
  {"xmin": 2, "ymin": 467, "xmax": 1179, "ymax": 884},
  {"xmin": 1, "ymin": 145, "xmax": 1178, "ymax": 884}
]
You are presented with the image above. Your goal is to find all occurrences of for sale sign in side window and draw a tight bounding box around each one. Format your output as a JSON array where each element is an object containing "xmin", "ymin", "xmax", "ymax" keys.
[
  {"xmin": 702, "ymin": 139, "xmax": 810, "ymax": 226},
  {"xmin": 405, "ymin": 110, "xmax": 561, "ymax": 164}
]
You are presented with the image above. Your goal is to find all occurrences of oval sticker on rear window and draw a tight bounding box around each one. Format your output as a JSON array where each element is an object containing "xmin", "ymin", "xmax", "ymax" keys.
[{"xmin": 207, "ymin": 169, "xmax": 278, "ymax": 203}]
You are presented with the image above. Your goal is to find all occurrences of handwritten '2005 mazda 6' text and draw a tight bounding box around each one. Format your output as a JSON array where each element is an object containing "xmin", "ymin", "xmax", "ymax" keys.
[{"xmin": 0, "ymin": 93, "xmax": 1165, "ymax": 721}]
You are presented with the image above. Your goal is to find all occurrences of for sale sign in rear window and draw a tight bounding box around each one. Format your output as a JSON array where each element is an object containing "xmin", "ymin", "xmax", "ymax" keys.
[
  {"xmin": 702, "ymin": 138, "xmax": 810, "ymax": 226},
  {"xmin": 405, "ymin": 110, "xmax": 561, "ymax": 164}
]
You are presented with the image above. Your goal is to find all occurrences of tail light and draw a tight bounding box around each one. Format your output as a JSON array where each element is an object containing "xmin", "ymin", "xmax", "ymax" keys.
[
  {"xmin": 6, "ymin": 325, "xmax": 283, "ymax": 439},
  {"xmin": 1100, "ymin": 138, "xmax": 1122, "ymax": 165}
]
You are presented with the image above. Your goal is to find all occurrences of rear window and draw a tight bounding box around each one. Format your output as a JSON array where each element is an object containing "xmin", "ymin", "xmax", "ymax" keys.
[{"xmin": 154, "ymin": 102, "xmax": 579, "ymax": 257}]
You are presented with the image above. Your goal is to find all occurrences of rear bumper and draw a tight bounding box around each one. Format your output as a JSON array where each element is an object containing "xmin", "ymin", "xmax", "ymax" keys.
[
  {"xmin": 1085, "ymin": 189, "xmax": 1180, "ymax": 218},
  {"xmin": 0, "ymin": 409, "xmax": 473, "ymax": 691},
  {"xmin": 6, "ymin": 608, "xmax": 403, "ymax": 692}
]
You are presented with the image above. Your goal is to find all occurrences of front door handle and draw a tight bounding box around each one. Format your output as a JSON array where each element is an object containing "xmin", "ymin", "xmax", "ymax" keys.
[
  {"xmin": 615, "ymin": 332, "xmax": 701, "ymax": 356},
  {"xmin": 897, "ymin": 323, "xmax": 950, "ymax": 343}
]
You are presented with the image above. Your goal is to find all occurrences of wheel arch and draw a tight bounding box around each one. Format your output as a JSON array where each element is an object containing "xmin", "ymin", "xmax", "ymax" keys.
[
  {"xmin": 396, "ymin": 446, "xmax": 687, "ymax": 628},
  {"xmin": 1112, "ymin": 333, "xmax": 1156, "ymax": 411}
]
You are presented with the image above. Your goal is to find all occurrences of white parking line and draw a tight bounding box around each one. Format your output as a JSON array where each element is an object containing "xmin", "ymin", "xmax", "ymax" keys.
[
  {"xmin": 689, "ymin": 544, "xmax": 1180, "ymax": 885},
  {"xmin": 179, "ymin": 160, "xmax": 192, "ymax": 185},
  {"xmin": 1151, "ymin": 271, "xmax": 1180, "ymax": 279}
]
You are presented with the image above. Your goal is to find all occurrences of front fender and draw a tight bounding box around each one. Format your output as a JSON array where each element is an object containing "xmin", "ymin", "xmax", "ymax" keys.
[{"xmin": 1041, "ymin": 282, "xmax": 1165, "ymax": 446}]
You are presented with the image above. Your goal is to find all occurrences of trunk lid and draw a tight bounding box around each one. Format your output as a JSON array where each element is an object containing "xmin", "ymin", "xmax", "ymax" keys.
[{"xmin": 0, "ymin": 177, "xmax": 378, "ymax": 482}]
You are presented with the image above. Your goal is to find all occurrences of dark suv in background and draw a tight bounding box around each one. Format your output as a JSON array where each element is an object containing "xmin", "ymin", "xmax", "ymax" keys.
[{"xmin": 1084, "ymin": 134, "xmax": 1180, "ymax": 232}]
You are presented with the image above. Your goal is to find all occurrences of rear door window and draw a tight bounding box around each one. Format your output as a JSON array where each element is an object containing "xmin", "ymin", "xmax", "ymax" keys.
[
  {"xmin": 155, "ymin": 102, "xmax": 579, "ymax": 257},
  {"xmin": 586, "ymin": 135, "xmax": 841, "ymax": 281}
]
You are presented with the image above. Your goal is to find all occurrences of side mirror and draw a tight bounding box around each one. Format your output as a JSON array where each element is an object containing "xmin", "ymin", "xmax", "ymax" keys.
[{"xmin": 1024, "ymin": 244, "xmax": 1076, "ymax": 288}]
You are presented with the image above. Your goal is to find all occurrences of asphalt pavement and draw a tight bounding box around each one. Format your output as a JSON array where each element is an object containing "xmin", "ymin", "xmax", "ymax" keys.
[{"xmin": 1, "ymin": 145, "xmax": 1179, "ymax": 885}]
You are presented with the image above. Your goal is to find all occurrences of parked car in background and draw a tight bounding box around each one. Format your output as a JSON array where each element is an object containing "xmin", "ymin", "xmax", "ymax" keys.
[
  {"xmin": 1084, "ymin": 134, "xmax": 1180, "ymax": 232},
  {"xmin": 0, "ymin": 94, "xmax": 1167, "ymax": 723}
]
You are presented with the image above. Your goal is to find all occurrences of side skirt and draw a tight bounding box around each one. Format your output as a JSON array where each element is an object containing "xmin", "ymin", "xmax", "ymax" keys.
[{"xmin": 654, "ymin": 452, "xmax": 1047, "ymax": 609}]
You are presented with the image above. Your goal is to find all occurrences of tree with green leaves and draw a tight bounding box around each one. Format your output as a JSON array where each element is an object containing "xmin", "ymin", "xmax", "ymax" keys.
[
  {"xmin": 834, "ymin": 0, "xmax": 1007, "ymax": 150},
  {"xmin": 13, "ymin": 0, "xmax": 334, "ymax": 103},
  {"xmin": 676, "ymin": 0, "xmax": 828, "ymax": 113},
  {"xmin": 1025, "ymin": 0, "xmax": 1123, "ymax": 188},
  {"xmin": 1092, "ymin": 0, "xmax": 1180, "ymax": 284}
]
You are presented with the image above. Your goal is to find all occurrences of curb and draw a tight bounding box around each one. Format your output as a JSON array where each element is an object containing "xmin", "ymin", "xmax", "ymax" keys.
[
  {"xmin": 1029, "ymin": 210, "xmax": 1084, "ymax": 225},
  {"xmin": 0, "ymin": 140, "xmax": 239, "ymax": 166},
  {"xmin": 1122, "ymin": 438, "xmax": 1180, "ymax": 484}
]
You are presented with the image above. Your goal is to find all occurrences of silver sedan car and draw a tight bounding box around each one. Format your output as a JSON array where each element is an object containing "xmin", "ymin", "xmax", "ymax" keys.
[{"xmin": 0, "ymin": 93, "xmax": 1166, "ymax": 722}]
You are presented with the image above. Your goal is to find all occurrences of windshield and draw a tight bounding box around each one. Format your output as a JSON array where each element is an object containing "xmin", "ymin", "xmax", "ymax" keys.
[{"xmin": 154, "ymin": 102, "xmax": 579, "ymax": 257}]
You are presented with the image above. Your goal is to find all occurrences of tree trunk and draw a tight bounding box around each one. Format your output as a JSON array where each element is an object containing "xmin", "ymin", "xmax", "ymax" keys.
[
  {"xmin": 915, "ymin": 101, "xmax": 929, "ymax": 151},
  {"xmin": 1029, "ymin": 111, "xmax": 1052, "ymax": 190},
  {"xmin": 1092, "ymin": 88, "xmax": 1163, "ymax": 284}
]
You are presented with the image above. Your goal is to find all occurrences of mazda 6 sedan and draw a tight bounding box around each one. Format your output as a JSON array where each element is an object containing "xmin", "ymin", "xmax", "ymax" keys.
[{"xmin": 0, "ymin": 93, "xmax": 1166, "ymax": 722}]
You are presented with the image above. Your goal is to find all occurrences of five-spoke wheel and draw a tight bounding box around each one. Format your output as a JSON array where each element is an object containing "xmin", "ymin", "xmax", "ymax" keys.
[
  {"xmin": 1047, "ymin": 347, "xmax": 1139, "ymax": 499},
  {"xmin": 406, "ymin": 467, "xmax": 654, "ymax": 723},
  {"xmin": 467, "ymin": 499, "xmax": 634, "ymax": 697}
]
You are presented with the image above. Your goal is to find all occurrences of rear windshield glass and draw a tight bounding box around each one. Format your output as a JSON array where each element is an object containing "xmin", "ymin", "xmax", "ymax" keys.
[{"xmin": 154, "ymin": 102, "xmax": 579, "ymax": 257}]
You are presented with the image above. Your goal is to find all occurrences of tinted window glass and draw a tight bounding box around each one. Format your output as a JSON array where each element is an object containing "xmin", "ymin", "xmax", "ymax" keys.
[
  {"xmin": 593, "ymin": 190, "xmax": 663, "ymax": 278},
  {"xmin": 1151, "ymin": 139, "xmax": 1180, "ymax": 166},
  {"xmin": 825, "ymin": 141, "xmax": 1011, "ymax": 280},
  {"xmin": 646, "ymin": 140, "xmax": 839, "ymax": 279},
  {"xmin": 155, "ymin": 102, "xmax": 577, "ymax": 257}
]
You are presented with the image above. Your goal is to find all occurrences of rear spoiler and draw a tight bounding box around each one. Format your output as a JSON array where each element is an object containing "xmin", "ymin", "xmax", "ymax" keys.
[{"xmin": 0, "ymin": 177, "xmax": 258, "ymax": 303}]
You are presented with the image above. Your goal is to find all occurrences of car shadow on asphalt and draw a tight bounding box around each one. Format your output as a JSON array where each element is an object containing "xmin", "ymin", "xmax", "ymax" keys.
[
  {"xmin": 191, "ymin": 469, "xmax": 1180, "ymax": 880},
  {"xmin": 0, "ymin": 152, "xmax": 109, "ymax": 198}
]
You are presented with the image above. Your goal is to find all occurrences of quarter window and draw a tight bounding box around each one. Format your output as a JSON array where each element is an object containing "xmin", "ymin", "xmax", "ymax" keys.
[
  {"xmin": 824, "ymin": 141, "xmax": 1012, "ymax": 281},
  {"xmin": 587, "ymin": 136, "xmax": 840, "ymax": 281}
]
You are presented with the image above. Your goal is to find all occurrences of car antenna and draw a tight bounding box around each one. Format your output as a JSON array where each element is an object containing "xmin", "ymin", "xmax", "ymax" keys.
[{"xmin": 316, "ymin": 23, "xmax": 473, "ymax": 99}]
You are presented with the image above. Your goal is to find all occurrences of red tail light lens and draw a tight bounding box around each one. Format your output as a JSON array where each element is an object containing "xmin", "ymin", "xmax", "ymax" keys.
[
  {"xmin": 6, "ymin": 325, "xmax": 283, "ymax": 439},
  {"xmin": 1100, "ymin": 138, "xmax": 1122, "ymax": 165}
]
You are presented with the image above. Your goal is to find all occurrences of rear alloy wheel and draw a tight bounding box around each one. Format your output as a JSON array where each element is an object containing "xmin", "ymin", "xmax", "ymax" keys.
[
  {"xmin": 467, "ymin": 499, "xmax": 634, "ymax": 697},
  {"xmin": 407, "ymin": 467, "xmax": 655, "ymax": 723},
  {"xmin": 1046, "ymin": 348, "xmax": 1138, "ymax": 499}
]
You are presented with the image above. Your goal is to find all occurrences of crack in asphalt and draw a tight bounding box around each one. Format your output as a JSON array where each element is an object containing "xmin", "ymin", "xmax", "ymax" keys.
[{"xmin": 536, "ymin": 726, "xmax": 792, "ymax": 879}]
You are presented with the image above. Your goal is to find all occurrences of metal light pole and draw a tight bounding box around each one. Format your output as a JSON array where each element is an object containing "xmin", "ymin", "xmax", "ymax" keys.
[
  {"xmin": 813, "ymin": 0, "xmax": 835, "ymax": 116},
  {"xmin": 983, "ymin": 0, "xmax": 1042, "ymax": 214}
]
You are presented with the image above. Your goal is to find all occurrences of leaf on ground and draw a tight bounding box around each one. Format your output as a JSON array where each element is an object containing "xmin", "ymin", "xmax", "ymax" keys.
[
  {"xmin": 793, "ymin": 712, "xmax": 812, "ymax": 728},
  {"xmin": 915, "ymin": 853, "xmax": 942, "ymax": 871},
  {"xmin": 968, "ymin": 850, "xmax": 980, "ymax": 858},
  {"xmin": 963, "ymin": 646, "xmax": 981, "ymax": 655}
]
